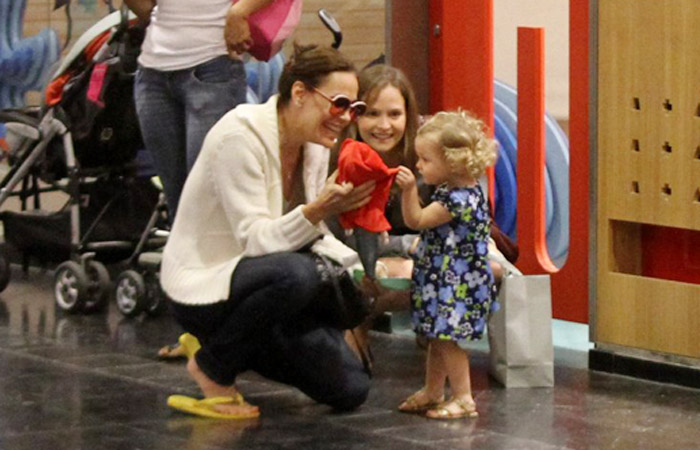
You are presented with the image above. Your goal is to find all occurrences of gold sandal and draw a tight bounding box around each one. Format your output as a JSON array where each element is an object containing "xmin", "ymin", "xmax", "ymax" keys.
[
  {"xmin": 425, "ymin": 397, "xmax": 478, "ymax": 420},
  {"xmin": 398, "ymin": 389, "xmax": 444, "ymax": 414}
]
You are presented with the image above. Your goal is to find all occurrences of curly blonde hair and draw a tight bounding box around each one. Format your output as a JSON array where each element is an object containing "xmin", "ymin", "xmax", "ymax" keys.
[{"xmin": 417, "ymin": 111, "xmax": 498, "ymax": 180}]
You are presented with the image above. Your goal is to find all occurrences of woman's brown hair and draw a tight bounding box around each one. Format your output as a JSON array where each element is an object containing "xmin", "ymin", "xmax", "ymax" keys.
[
  {"xmin": 278, "ymin": 43, "xmax": 356, "ymax": 106},
  {"xmin": 353, "ymin": 64, "xmax": 420, "ymax": 171}
]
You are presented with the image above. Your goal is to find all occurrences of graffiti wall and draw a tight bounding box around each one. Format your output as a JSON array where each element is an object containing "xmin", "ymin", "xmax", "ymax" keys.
[{"xmin": 0, "ymin": 0, "xmax": 115, "ymax": 110}]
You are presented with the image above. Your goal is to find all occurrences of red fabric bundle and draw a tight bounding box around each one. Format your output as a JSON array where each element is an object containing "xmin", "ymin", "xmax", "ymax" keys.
[{"xmin": 337, "ymin": 139, "xmax": 399, "ymax": 233}]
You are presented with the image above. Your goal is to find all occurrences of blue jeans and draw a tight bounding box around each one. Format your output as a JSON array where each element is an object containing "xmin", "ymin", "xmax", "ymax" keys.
[
  {"xmin": 171, "ymin": 252, "xmax": 371, "ymax": 411},
  {"xmin": 133, "ymin": 56, "xmax": 246, "ymax": 218}
]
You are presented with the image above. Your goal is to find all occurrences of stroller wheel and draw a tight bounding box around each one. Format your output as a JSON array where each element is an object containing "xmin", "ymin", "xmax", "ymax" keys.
[
  {"xmin": 54, "ymin": 261, "xmax": 89, "ymax": 313},
  {"xmin": 115, "ymin": 270, "xmax": 147, "ymax": 317},
  {"xmin": 82, "ymin": 260, "xmax": 111, "ymax": 313},
  {"xmin": 0, "ymin": 246, "xmax": 11, "ymax": 293},
  {"xmin": 145, "ymin": 277, "xmax": 168, "ymax": 317}
]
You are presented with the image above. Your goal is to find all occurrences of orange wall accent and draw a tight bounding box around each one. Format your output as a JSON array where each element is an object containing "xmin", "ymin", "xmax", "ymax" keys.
[
  {"xmin": 428, "ymin": 0, "xmax": 591, "ymax": 323},
  {"xmin": 428, "ymin": 0, "xmax": 493, "ymax": 127},
  {"xmin": 516, "ymin": 27, "xmax": 559, "ymax": 274},
  {"xmin": 550, "ymin": 0, "xmax": 590, "ymax": 323},
  {"xmin": 516, "ymin": 1, "xmax": 592, "ymax": 324},
  {"xmin": 428, "ymin": 0, "xmax": 495, "ymax": 205}
]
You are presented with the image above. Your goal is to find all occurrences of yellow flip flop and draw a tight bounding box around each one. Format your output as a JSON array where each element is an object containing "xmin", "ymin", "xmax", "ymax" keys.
[
  {"xmin": 178, "ymin": 333, "xmax": 201, "ymax": 360},
  {"xmin": 167, "ymin": 394, "xmax": 260, "ymax": 420}
]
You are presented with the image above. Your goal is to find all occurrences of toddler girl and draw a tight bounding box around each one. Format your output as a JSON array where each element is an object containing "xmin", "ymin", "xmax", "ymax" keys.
[{"xmin": 395, "ymin": 111, "xmax": 498, "ymax": 419}]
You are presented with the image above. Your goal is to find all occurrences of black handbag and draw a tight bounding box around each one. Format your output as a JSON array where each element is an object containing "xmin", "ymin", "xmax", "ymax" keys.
[{"xmin": 312, "ymin": 253, "xmax": 371, "ymax": 330}]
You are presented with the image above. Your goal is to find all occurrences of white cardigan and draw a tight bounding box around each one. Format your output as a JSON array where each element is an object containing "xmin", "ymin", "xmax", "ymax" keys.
[{"xmin": 161, "ymin": 95, "xmax": 357, "ymax": 305}]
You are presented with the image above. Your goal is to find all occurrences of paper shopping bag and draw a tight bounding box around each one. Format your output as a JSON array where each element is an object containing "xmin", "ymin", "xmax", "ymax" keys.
[{"xmin": 488, "ymin": 274, "xmax": 554, "ymax": 387}]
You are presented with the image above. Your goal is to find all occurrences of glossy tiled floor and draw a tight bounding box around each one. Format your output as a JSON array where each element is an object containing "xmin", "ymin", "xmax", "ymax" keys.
[{"xmin": 2, "ymin": 266, "xmax": 700, "ymax": 450}]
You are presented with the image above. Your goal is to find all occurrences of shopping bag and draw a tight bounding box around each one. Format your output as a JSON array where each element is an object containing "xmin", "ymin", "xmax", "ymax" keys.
[
  {"xmin": 235, "ymin": 0, "xmax": 303, "ymax": 61},
  {"xmin": 488, "ymin": 274, "xmax": 554, "ymax": 387}
]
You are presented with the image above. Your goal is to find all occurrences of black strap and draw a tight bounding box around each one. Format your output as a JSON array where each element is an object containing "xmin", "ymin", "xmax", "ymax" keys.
[
  {"xmin": 318, "ymin": 254, "xmax": 351, "ymax": 323},
  {"xmin": 347, "ymin": 328, "xmax": 373, "ymax": 378}
]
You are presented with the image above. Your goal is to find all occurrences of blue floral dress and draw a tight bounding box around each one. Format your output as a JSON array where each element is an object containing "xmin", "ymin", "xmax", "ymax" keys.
[{"xmin": 410, "ymin": 184, "xmax": 497, "ymax": 342}]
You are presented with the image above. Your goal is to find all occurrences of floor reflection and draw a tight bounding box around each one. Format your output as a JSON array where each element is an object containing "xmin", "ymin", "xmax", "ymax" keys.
[{"xmin": 2, "ymin": 265, "xmax": 700, "ymax": 450}]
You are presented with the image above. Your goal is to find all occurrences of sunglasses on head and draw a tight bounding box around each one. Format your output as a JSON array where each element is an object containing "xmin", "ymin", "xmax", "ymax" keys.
[{"xmin": 311, "ymin": 86, "xmax": 367, "ymax": 120}]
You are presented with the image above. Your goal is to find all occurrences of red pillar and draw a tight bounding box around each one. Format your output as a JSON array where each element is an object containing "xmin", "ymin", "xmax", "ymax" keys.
[
  {"xmin": 552, "ymin": 0, "xmax": 590, "ymax": 323},
  {"xmin": 428, "ymin": 0, "xmax": 494, "ymax": 200},
  {"xmin": 516, "ymin": 2, "xmax": 592, "ymax": 323},
  {"xmin": 516, "ymin": 27, "xmax": 559, "ymax": 273},
  {"xmin": 548, "ymin": 0, "xmax": 590, "ymax": 323},
  {"xmin": 428, "ymin": 0, "xmax": 493, "ymax": 126}
]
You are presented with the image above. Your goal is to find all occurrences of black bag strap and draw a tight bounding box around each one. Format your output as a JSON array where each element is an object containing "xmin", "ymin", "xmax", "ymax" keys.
[
  {"xmin": 347, "ymin": 327, "xmax": 373, "ymax": 378},
  {"xmin": 317, "ymin": 254, "xmax": 372, "ymax": 376},
  {"xmin": 318, "ymin": 254, "xmax": 351, "ymax": 321}
]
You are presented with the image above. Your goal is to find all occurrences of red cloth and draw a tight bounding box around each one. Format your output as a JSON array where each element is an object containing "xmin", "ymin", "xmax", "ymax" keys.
[{"xmin": 337, "ymin": 139, "xmax": 399, "ymax": 232}]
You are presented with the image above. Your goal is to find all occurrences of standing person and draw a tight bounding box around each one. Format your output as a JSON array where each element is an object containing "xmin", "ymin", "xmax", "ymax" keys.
[
  {"xmin": 125, "ymin": 0, "xmax": 276, "ymax": 218},
  {"xmin": 125, "ymin": 0, "xmax": 282, "ymax": 361},
  {"xmin": 394, "ymin": 111, "xmax": 498, "ymax": 419},
  {"xmin": 161, "ymin": 44, "xmax": 375, "ymax": 419}
]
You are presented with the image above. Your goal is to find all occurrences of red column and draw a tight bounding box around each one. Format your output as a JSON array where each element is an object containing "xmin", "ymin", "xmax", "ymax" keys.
[
  {"xmin": 428, "ymin": 0, "xmax": 495, "ymax": 202},
  {"xmin": 548, "ymin": 0, "xmax": 590, "ymax": 322},
  {"xmin": 516, "ymin": 27, "xmax": 558, "ymax": 273}
]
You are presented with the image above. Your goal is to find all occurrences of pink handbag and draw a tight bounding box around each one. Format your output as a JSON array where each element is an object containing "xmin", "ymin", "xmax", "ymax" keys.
[{"xmin": 238, "ymin": 0, "xmax": 303, "ymax": 61}]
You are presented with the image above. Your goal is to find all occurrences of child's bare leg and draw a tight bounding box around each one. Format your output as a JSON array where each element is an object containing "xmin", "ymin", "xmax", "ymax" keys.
[
  {"xmin": 426, "ymin": 341, "xmax": 476, "ymax": 418},
  {"xmin": 398, "ymin": 338, "xmax": 446, "ymax": 411},
  {"xmin": 441, "ymin": 342, "xmax": 473, "ymax": 402},
  {"xmin": 424, "ymin": 339, "xmax": 448, "ymax": 399},
  {"xmin": 186, "ymin": 357, "xmax": 259, "ymax": 415}
]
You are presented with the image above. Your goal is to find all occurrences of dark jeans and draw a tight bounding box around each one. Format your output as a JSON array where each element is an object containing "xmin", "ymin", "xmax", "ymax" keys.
[
  {"xmin": 171, "ymin": 252, "xmax": 370, "ymax": 411},
  {"xmin": 133, "ymin": 56, "xmax": 246, "ymax": 218}
]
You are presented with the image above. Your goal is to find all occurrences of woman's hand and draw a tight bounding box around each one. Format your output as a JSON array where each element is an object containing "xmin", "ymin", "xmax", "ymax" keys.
[
  {"xmin": 395, "ymin": 166, "xmax": 416, "ymax": 191},
  {"xmin": 303, "ymin": 170, "xmax": 375, "ymax": 224}
]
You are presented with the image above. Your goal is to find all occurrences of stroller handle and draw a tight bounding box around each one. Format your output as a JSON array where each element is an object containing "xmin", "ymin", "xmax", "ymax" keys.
[
  {"xmin": 318, "ymin": 9, "xmax": 342, "ymax": 49},
  {"xmin": 103, "ymin": 5, "xmax": 131, "ymax": 53}
]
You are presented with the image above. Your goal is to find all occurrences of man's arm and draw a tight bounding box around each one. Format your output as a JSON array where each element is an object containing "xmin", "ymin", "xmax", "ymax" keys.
[{"xmin": 124, "ymin": 0, "xmax": 156, "ymax": 24}]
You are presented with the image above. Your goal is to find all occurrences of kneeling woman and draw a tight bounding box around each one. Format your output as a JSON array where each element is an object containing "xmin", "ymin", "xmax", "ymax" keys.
[{"xmin": 161, "ymin": 44, "xmax": 374, "ymax": 418}]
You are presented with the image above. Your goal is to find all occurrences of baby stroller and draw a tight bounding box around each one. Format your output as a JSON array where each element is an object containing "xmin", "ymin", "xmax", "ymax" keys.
[
  {"xmin": 0, "ymin": 7, "xmax": 161, "ymax": 313},
  {"xmin": 111, "ymin": 177, "xmax": 169, "ymax": 318}
]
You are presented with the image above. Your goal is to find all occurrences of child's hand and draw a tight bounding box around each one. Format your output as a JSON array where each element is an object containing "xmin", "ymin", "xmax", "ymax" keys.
[{"xmin": 395, "ymin": 166, "xmax": 416, "ymax": 190}]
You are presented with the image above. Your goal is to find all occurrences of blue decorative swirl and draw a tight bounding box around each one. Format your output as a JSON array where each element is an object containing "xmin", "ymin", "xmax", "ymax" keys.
[{"xmin": 0, "ymin": 0, "xmax": 61, "ymax": 109}]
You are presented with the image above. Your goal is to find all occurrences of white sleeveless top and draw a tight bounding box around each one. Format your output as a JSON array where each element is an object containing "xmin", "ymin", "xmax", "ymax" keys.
[{"xmin": 138, "ymin": 0, "xmax": 233, "ymax": 71}]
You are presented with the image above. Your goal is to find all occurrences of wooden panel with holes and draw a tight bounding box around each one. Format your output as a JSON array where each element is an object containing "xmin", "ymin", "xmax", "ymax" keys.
[{"xmin": 596, "ymin": 0, "xmax": 700, "ymax": 358}]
